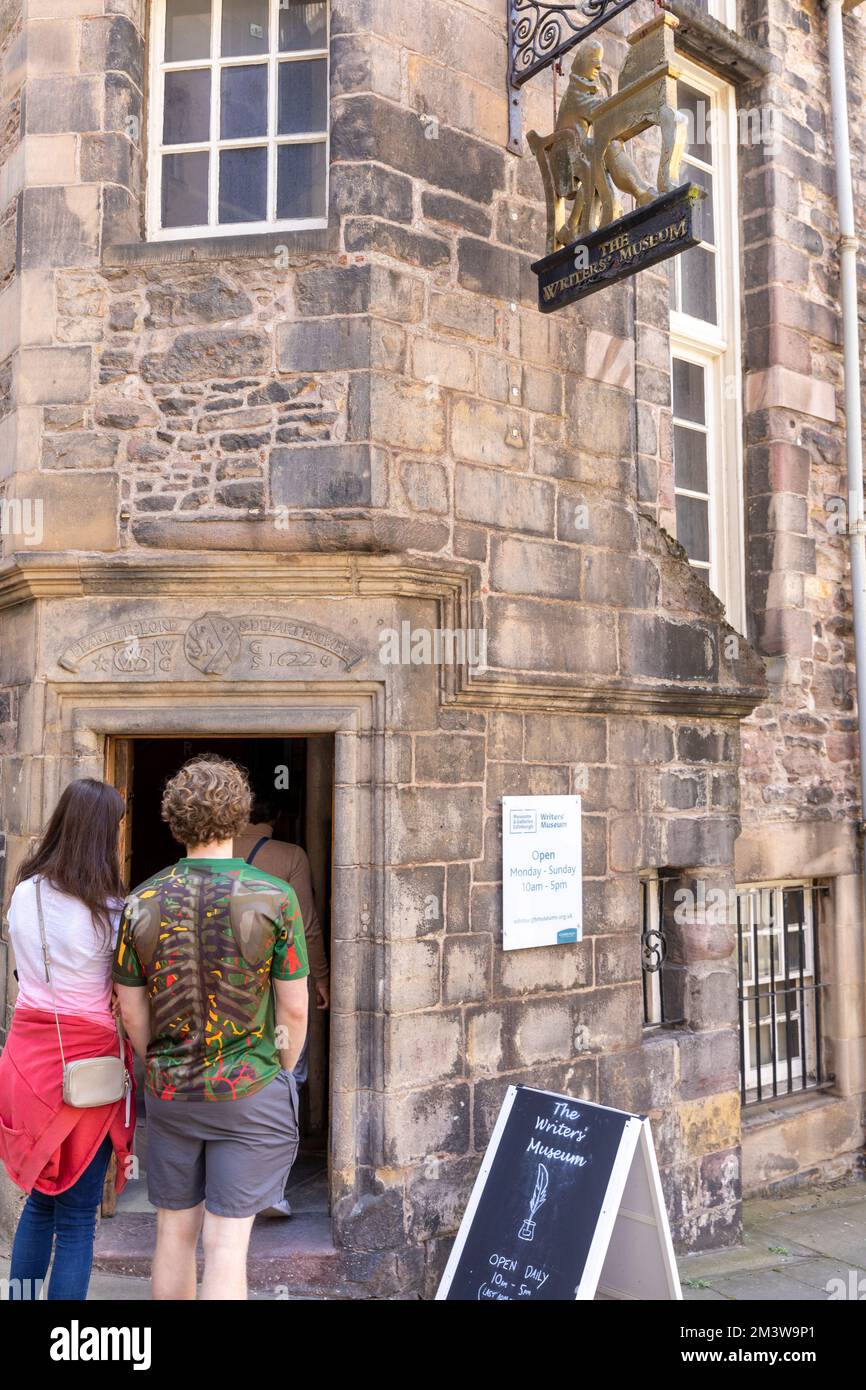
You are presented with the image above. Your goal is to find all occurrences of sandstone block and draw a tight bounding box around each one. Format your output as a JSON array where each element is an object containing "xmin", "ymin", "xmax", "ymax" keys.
[
  {"xmin": 442, "ymin": 934, "xmax": 491, "ymax": 1004},
  {"xmin": 278, "ymin": 317, "xmax": 371, "ymax": 374},
  {"xmin": 383, "ymin": 1084, "xmax": 471, "ymax": 1165},
  {"xmin": 411, "ymin": 338, "xmax": 474, "ymax": 394},
  {"xmin": 390, "ymin": 785, "xmax": 485, "ymax": 864},
  {"xmin": 487, "ymin": 596, "xmax": 617, "ymax": 676},
  {"xmin": 271, "ymin": 443, "xmax": 372, "ymax": 508},
  {"xmin": 451, "ymin": 396, "xmax": 527, "ymax": 468},
  {"xmin": 370, "ymin": 374, "xmax": 445, "ymax": 453},
  {"xmin": 140, "ymin": 330, "xmax": 270, "ymax": 384},
  {"xmin": 17, "ymin": 346, "xmax": 91, "ymax": 404},
  {"xmin": 490, "ymin": 535, "xmax": 580, "ymax": 599},
  {"xmin": 386, "ymin": 1010, "xmax": 464, "ymax": 1088},
  {"xmin": 454, "ymin": 465, "xmax": 553, "ymax": 535}
]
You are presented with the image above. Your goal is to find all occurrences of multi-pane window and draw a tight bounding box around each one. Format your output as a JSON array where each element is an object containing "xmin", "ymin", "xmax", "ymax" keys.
[
  {"xmin": 668, "ymin": 58, "xmax": 745, "ymax": 632},
  {"xmin": 736, "ymin": 885, "xmax": 825, "ymax": 1103},
  {"xmin": 149, "ymin": 0, "xmax": 329, "ymax": 240},
  {"xmin": 686, "ymin": 0, "xmax": 738, "ymax": 24}
]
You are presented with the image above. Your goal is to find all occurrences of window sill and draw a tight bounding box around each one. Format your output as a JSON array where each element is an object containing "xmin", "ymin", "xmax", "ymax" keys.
[
  {"xmin": 666, "ymin": 0, "xmax": 775, "ymax": 83},
  {"xmin": 102, "ymin": 225, "xmax": 339, "ymax": 267},
  {"xmin": 741, "ymin": 1083, "xmax": 837, "ymax": 1123}
]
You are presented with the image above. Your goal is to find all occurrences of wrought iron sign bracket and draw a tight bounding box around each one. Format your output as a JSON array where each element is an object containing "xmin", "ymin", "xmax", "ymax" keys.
[{"xmin": 507, "ymin": 0, "xmax": 643, "ymax": 153}]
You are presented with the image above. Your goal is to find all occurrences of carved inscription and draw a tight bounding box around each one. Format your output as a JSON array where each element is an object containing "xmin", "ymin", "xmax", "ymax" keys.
[{"xmin": 58, "ymin": 613, "xmax": 365, "ymax": 678}]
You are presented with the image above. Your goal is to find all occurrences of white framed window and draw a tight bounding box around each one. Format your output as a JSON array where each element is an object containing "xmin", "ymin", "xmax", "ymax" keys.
[
  {"xmin": 736, "ymin": 884, "xmax": 824, "ymax": 1102},
  {"xmin": 148, "ymin": 0, "xmax": 329, "ymax": 241},
  {"xmin": 687, "ymin": 0, "xmax": 737, "ymax": 26},
  {"xmin": 668, "ymin": 56, "xmax": 746, "ymax": 633}
]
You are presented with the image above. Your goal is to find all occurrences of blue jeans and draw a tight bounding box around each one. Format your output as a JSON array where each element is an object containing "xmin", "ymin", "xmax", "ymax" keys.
[{"xmin": 9, "ymin": 1136, "xmax": 112, "ymax": 1300}]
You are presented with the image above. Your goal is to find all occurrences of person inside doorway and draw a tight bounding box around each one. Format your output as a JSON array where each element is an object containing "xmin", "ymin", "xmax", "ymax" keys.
[
  {"xmin": 234, "ymin": 797, "xmax": 329, "ymax": 1218},
  {"xmin": 113, "ymin": 755, "xmax": 309, "ymax": 1301}
]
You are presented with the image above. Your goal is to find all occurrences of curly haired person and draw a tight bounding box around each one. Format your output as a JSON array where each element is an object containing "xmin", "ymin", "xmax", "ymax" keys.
[{"xmin": 113, "ymin": 755, "xmax": 308, "ymax": 1301}]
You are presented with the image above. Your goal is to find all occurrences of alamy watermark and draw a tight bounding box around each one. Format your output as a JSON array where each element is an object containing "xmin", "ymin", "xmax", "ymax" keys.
[
  {"xmin": 378, "ymin": 620, "xmax": 488, "ymax": 670},
  {"xmin": 0, "ymin": 498, "xmax": 43, "ymax": 546}
]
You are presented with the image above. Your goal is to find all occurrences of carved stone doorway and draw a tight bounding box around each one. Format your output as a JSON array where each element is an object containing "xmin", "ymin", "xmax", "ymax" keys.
[
  {"xmin": 57, "ymin": 683, "xmax": 384, "ymax": 1287},
  {"xmin": 107, "ymin": 733, "xmax": 334, "ymax": 1221}
]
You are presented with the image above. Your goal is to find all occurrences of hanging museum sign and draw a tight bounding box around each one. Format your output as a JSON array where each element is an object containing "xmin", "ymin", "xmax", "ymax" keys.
[
  {"xmin": 502, "ymin": 795, "xmax": 582, "ymax": 950},
  {"xmin": 532, "ymin": 181, "xmax": 702, "ymax": 312},
  {"xmin": 509, "ymin": 5, "xmax": 704, "ymax": 309}
]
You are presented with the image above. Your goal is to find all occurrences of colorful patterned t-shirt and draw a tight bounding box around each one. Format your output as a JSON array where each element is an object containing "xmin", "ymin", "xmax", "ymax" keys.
[{"xmin": 112, "ymin": 857, "xmax": 308, "ymax": 1102}]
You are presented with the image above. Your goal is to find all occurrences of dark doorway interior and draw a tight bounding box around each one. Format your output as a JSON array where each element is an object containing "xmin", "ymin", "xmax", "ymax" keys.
[{"xmin": 120, "ymin": 734, "xmax": 333, "ymax": 1218}]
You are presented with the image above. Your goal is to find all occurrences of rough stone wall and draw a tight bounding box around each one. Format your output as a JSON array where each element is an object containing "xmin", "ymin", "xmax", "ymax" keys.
[
  {"xmin": 738, "ymin": 0, "xmax": 866, "ymax": 830},
  {"xmin": 1, "ymin": 0, "xmax": 865, "ymax": 1277},
  {"xmin": 384, "ymin": 707, "xmax": 750, "ymax": 1286}
]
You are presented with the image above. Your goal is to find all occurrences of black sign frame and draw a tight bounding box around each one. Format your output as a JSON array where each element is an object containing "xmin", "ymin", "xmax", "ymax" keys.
[
  {"xmin": 436, "ymin": 1084, "xmax": 682, "ymax": 1301},
  {"xmin": 531, "ymin": 182, "xmax": 704, "ymax": 312}
]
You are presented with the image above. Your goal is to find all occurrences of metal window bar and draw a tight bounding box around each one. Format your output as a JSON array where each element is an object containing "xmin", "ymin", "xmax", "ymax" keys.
[
  {"xmin": 751, "ymin": 889, "xmax": 762, "ymax": 1102},
  {"xmin": 812, "ymin": 884, "xmax": 824, "ymax": 1087},
  {"xmin": 768, "ymin": 887, "xmax": 778, "ymax": 1098},
  {"xmin": 736, "ymin": 884, "xmax": 826, "ymax": 1104},
  {"xmin": 735, "ymin": 890, "xmax": 746, "ymax": 1105},
  {"xmin": 793, "ymin": 890, "xmax": 808, "ymax": 1088},
  {"xmin": 779, "ymin": 887, "xmax": 794, "ymax": 1095}
]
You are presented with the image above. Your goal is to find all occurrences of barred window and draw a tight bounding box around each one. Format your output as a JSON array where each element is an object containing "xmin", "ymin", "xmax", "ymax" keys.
[
  {"xmin": 149, "ymin": 0, "xmax": 329, "ymax": 240},
  {"xmin": 736, "ymin": 885, "xmax": 825, "ymax": 1104}
]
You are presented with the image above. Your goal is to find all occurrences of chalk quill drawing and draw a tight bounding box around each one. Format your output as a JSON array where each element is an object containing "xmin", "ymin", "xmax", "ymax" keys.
[{"xmin": 518, "ymin": 1164, "xmax": 549, "ymax": 1241}]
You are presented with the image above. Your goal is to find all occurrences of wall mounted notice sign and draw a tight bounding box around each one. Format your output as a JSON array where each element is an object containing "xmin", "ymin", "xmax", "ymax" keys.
[
  {"xmin": 436, "ymin": 1086, "xmax": 681, "ymax": 1301},
  {"xmin": 502, "ymin": 795, "xmax": 582, "ymax": 950}
]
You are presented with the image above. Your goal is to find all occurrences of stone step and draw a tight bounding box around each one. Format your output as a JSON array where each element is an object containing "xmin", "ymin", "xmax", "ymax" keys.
[{"xmin": 92, "ymin": 1211, "xmax": 396, "ymax": 1298}]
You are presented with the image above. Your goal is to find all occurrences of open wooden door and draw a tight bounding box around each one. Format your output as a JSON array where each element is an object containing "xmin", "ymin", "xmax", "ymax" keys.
[
  {"xmin": 100, "ymin": 737, "xmax": 135, "ymax": 1218},
  {"xmin": 105, "ymin": 737, "xmax": 134, "ymax": 890}
]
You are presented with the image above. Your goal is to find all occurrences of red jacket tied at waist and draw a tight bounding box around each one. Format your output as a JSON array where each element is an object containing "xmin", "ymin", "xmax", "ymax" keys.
[{"xmin": 0, "ymin": 1006, "xmax": 136, "ymax": 1196}]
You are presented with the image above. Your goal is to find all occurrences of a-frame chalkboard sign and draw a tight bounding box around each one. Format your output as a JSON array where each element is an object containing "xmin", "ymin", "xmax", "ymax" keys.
[{"xmin": 436, "ymin": 1085, "xmax": 682, "ymax": 1301}]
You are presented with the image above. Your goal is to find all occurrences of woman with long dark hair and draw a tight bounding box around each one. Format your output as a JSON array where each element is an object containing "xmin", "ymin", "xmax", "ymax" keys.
[{"xmin": 0, "ymin": 779, "xmax": 136, "ymax": 1300}]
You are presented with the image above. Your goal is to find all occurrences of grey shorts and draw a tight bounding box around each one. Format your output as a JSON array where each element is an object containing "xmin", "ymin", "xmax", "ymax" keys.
[{"xmin": 145, "ymin": 1070, "xmax": 299, "ymax": 1218}]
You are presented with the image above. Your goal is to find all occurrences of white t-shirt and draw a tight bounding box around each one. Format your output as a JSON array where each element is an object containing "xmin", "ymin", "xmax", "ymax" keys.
[{"xmin": 7, "ymin": 876, "xmax": 122, "ymax": 1027}]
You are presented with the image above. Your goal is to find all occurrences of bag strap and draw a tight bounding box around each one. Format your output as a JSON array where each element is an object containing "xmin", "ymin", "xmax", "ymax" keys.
[
  {"xmin": 246, "ymin": 836, "xmax": 270, "ymax": 866},
  {"xmin": 35, "ymin": 879, "xmax": 125, "ymax": 1068},
  {"xmin": 35, "ymin": 878, "xmax": 68, "ymax": 1071}
]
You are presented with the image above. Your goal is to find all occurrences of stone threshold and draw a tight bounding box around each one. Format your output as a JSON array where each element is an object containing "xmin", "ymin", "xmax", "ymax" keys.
[{"xmin": 92, "ymin": 1211, "xmax": 398, "ymax": 1299}]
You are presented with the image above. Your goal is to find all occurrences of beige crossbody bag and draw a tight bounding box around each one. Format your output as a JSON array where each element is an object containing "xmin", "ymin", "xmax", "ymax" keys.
[{"xmin": 36, "ymin": 879, "xmax": 131, "ymax": 1111}]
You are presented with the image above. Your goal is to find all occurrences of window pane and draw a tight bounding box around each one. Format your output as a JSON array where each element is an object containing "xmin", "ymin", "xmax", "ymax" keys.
[
  {"xmin": 665, "ymin": 255, "xmax": 679, "ymax": 312},
  {"xmin": 162, "ymin": 151, "xmax": 209, "ymax": 227},
  {"xmin": 783, "ymin": 889, "xmax": 804, "ymax": 927},
  {"xmin": 681, "ymin": 245, "xmax": 718, "ymax": 323},
  {"xmin": 221, "ymin": 0, "xmax": 269, "ymax": 56},
  {"xmin": 219, "ymin": 145, "xmax": 267, "ymax": 222},
  {"xmin": 277, "ymin": 141, "xmax": 327, "ymax": 218},
  {"xmin": 221, "ymin": 64, "xmax": 268, "ymax": 138},
  {"xmin": 683, "ymin": 161, "xmax": 715, "ymax": 245},
  {"xmin": 165, "ymin": 0, "xmax": 212, "ymax": 62},
  {"xmin": 279, "ymin": 0, "xmax": 328, "ymax": 51},
  {"xmin": 673, "ymin": 424, "xmax": 708, "ymax": 493},
  {"xmin": 278, "ymin": 58, "xmax": 328, "ymax": 134},
  {"xmin": 164, "ymin": 69, "xmax": 211, "ymax": 144},
  {"xmin": 672, "ymin": 357, "xmax": 705, "ymax": 423},
  {"xmin": 678, "ymin": 82, "xmax": 712, "ymax": 163},
  {"xmin": 676, "ymin": 494, "xmax": 710, "ymax": 563}
]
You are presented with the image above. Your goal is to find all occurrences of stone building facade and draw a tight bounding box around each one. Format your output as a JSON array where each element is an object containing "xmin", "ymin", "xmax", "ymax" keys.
[{"xmin": 0, "ymin": 0, "xmax": 864, "ymax": 1297}]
